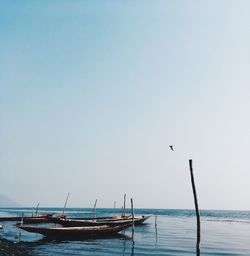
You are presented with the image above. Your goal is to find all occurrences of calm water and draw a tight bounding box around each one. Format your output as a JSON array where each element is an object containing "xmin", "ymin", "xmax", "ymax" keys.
[{"xmin": 1, "ymin": 208, "xmax": 250, "ymax": 255}]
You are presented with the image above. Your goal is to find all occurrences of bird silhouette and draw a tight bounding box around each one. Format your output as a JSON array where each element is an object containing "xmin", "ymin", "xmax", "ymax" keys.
[{"xmin": 169, "ymin": 145, "xmax": 174, "ymax": 151}]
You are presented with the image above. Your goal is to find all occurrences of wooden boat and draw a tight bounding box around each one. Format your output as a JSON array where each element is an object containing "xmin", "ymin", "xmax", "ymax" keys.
[
  {"xmin": 22, "ymin": 216, "xmax": 53, "ymax": 224},
  {"xmin": 52, "ymin": 218, "xmax": 133, "ymax": 227},
  {"xmin": 0, "ymin": 216, "xmax": 23, "ymax": 221},
  {"xmin": 0, "ymin": 213, "xmax": 54, "ymax": 222},
  {"xmin": 17, "ymin": 223, "xmax": 132, "ymax": 237},
  {"xmin": 50, "ymin": 214, "xmax": 151, "ymax": 227}
]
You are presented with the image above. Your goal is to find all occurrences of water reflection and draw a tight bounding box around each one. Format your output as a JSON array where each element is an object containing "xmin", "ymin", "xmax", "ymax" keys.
[
  {"xmin": 36, "ymin": 233, "xmax": 129, "ymax": 243},
  {"xmin": 131, "ymin": 239, "xmax": 135, "ymax": 256},
  {"xmin": 155, "ymin": 214, "xmax": 158, "ymax": 246},
  {"xmin": 121, "ymin": 234, "xmax": 135, "ymax": 256}
]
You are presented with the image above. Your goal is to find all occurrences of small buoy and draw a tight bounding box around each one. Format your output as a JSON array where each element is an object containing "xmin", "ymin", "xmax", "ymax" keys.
[{"xmin": 0, "ymin": 224, "xmax": 3, "ymax": 229}]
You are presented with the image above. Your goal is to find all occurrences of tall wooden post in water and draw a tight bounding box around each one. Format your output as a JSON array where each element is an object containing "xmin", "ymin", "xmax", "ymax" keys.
[
  {"xmin": 123, "ymin": 193, "xmax": 126, "ymax": 217},
  {"xmin": 189, "ymin": 159, "xmax": 200, "ymax": 256},
  {"xmin": 130, "ymin": 198, "xmax": 135, "ymax": 238},
  {"xmin": 35, "ymin": 202, "xmax": 40, "ymax": 216},
  {"xmin": 93, "ymin": 199, "xmax": 98, "ymax": 219},
  {"xmin": 62, "ymin": 192, "xmax": 70, "ymax": 215}
]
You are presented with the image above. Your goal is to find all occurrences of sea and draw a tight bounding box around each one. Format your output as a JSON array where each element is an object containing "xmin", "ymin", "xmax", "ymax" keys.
[{"xmin": 1, "ymin": 208, "xmax": 250, "ymax": 255}]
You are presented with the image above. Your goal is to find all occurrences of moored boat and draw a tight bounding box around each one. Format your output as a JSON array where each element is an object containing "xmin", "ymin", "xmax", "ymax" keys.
[
  {"xmin": 17, "ymin": 223, "xmax": 132, "ymax": 237},
  {"xmin": 49, "ymin": 214, "xmax": 151, "ymax": 226},
  {"xmin": 0, "ymin": 213, "xmax": 54, "ymax": 222},
  {"xmin": 52, "ymin": 218, "xmax": 134, "ymax": 227}
]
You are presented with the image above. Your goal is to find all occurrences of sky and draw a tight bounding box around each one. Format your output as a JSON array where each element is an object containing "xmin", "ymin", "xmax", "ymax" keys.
[{"xmin": 1, "ymin": 0, "xmax": 250, "ymax": 210}]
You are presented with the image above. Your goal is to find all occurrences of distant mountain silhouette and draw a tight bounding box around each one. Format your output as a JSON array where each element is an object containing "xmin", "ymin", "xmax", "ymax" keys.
[{"xmin": 0, "ymin": 194, "xmax": 20, "ymax": 207}]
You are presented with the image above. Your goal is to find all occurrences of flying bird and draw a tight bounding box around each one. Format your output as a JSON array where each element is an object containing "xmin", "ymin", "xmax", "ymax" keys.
[{"xmin": 169, "ymin": 145, "xmax": 174, "ymax": 151}]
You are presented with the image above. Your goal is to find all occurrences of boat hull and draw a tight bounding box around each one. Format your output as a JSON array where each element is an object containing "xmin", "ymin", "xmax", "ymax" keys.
[
  {"xmin": 50, "ymin": 215, "xmax": 151, "ymax": 227},
  {"xmin": 0, "ymin": 213, "xmax": 54, "ymax": 222},
  {"xmin": 0, "ymin": 213, "xmax": 150, "ymax": 226},
  {"xmin": 17, "ymin": 223, "xmax": 132, "ymax": 237}
]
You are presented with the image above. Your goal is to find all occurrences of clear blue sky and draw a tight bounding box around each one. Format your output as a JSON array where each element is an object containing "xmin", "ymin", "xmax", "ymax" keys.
[{"xmin": 1, "ymin": 0, "xmax": 250, "ymax": 209}]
